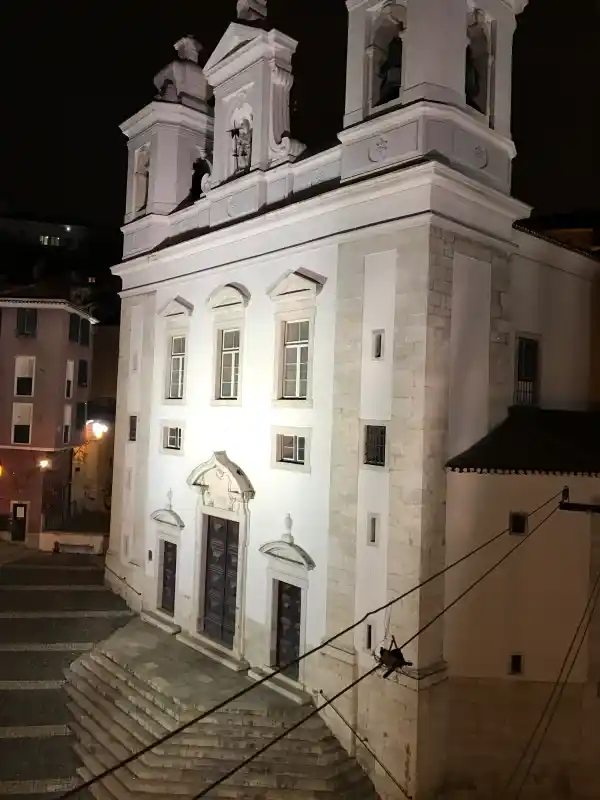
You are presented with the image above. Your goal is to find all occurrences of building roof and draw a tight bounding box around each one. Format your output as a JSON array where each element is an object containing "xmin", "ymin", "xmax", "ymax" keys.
[
  {"xmin": 0, "ymin": 296, "xmax": 98, "ymax": 322},
  {"xmin": 446, "ymin": 406, "xmax": 600, "ymax": 476},
  {"xmin": 515, "ymin": 213, "xmax": 600, "ymax": 261}
]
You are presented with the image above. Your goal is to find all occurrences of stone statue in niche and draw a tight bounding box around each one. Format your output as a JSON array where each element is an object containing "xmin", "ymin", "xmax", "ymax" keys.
[
  {"xmin": 174, "ymin": 35, "xmax": 201, "ymax": 63},
  {"xmin": 465, "ymin": 10, "xmax": 490, "ymax": 115},
  {"xmin": 134, "ymin": 147, "xmax": 150, "ymax": 213},
  {"xmin": 189, "ymin": 156, "xmax": 212, "ymax": 201},
  {"xmin": 231, "ymin": 119, "xmax": 253, "ymax": 174},
  {"xmin": 237, "ymin": 0, "xmax": 267, "ymax": 22},
  {"xmin": 378, "ymin": 24, "xmax": 405, "ymax": 106}
]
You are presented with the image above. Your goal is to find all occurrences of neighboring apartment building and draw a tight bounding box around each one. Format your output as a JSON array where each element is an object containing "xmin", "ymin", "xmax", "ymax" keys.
[
  {"xmin": 102, "ymin": 1, "xmax": 600, "ymax": 798},
  {"xmin": 0, "ymin": 299, "xmax": 96, "ymax": 545}
]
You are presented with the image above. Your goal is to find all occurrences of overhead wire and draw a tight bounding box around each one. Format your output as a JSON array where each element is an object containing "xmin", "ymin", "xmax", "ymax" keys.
[
  {"xmin": 189, "ymin": 502, "xmax": 561, "ymax": 799},
  {"xmin": 510, "ymin": 570, "xmax": 600, "ymax": 799},
  {"xmin": 58, "ymin": 489, "xmax": 562, "ymax": 798}
]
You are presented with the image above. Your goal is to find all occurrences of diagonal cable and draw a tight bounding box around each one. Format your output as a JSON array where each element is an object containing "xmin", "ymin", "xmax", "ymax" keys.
[
  {"xmin": 189, "ymin": 503, "xmax": 560, "ymax": 799},
  {"xmin": 511, "ymin": 570, "xmax": 600, "ymax": 799},
  {"xmin": 58, "ymin": 490, "xmax": 562, "ymax": 798}
]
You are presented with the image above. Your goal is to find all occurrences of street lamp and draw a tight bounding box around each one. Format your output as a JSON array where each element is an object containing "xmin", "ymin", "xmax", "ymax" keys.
[{"xmin": 38, "ymin": 458, "xmax": 51, "ymax": 471}]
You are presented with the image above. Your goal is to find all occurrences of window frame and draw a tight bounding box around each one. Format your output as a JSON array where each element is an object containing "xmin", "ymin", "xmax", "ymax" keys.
[
  {"xmin": 362, "ymin": 422, "xmax": 388, "ymax": 469},
  {"xmin": 160, "ymin": 420, "xmax": 185, "ymax": 456},
  {"xmin": 166, "ymin": 333, "xmax": 187, "ymax": 402},
  {"xmin": 11, "ymin": 402, "xmax": 33, "ymax": 445},
  {"xmin": 15, "ymin": 308, "xmax": 38, "ymax": 338},
  {"xmin": 77, "ymin": 358, "xmax": 89, "ymax": 389},
  {"xmin": 514, "ymin": 333, "xmax": 541, "ymax": 407},
  {"xmin": 14, "ymin": 356, "xmax": 36, "ymax": 398},
  {"xmin": 272, "ymin": 306, "xmax": 316, "ymax": 409},
  {"xmin": 216, "ymin": 327, "xmax": 242, "ymax": 402},
  {"xmin": 271, "ymin": 426, "xmax": 311, "ymax": 473}
]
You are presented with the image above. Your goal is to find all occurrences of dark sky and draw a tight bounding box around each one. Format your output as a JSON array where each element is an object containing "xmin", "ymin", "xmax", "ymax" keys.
[{"xmin": 1, "ymin": 0, "xmax": 598, "ymax": 228}]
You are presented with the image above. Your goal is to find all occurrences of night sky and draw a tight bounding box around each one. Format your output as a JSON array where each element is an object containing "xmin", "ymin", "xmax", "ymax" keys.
[{"xmin": 1, "ymin": 0, "xmax": 598, "ymax": 229}]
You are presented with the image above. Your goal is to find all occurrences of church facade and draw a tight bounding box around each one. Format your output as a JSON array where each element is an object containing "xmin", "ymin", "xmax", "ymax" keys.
[{"xmin": 107, "ymin": 0, "xmax": 600, "ymax": 797}]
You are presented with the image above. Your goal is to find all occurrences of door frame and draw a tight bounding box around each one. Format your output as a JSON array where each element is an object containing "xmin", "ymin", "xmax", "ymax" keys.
[
  {"xmin": 155, "ymin": 531, "xmax": 179, "ymax": 619},
  {"xmin": 10, "ymin": 500, "xmax": 29, "ymax": 543},
  {"xmin": 194, "ymin": 504, "xmax": 249, "ymax": 663},
  {"xmin": 266, "ymin": 561, "xmax": 308, "ymax": 686}
]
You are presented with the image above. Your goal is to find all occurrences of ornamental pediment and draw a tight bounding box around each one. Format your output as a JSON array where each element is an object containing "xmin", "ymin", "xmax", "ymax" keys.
[
  {"xmin": 260, "ymin": 539, "xmax": 315, "ymax": 571},
  {"xmin": 187, "ymin": 451, "xmax": 255, "ymax": 513},
  {"xmin": 204, "ymin": 23, "xmax": 264, "ymax": 75},
  {"xmin": 150, "ymin": 508, "xmax": 185, "ymax": 529},
  {"xmin": 268, "ymin": 268, "xmax": 326, "ymax": 302},
  {"xmin": 158, "ymin": 296, "xmax": 194, "ymax": 318},
  {"xmin": 207, "ymin": 282, "xmax": 250, "ymax": 311}
]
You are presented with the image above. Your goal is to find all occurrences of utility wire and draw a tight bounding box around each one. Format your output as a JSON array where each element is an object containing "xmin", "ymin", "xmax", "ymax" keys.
[
  {"xmin": 500, "ymin": 568, "xmax": 600, "ymax": 797},
  {"xmin": 511, "ymin": 571, "xmax": 600, "ymax": 799},
  {"xmin": 190, "ymin": 503, "xmax": 560, "ymax": 799},
  {"xmin": 59, "ymin": 490, "xmax": 561, "ymax": 798}
]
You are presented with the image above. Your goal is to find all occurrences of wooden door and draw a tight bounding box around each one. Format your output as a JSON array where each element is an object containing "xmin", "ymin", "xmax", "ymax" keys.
[
  {"xmin": 275, "ymin": 581, "xmax": 302, "ymax": 680},
  {"xmin": 11, "ymin": 503, "xmax": 27, "ymax": 542},
  {"xmin": 160, "ymin": 540, "xmax": 177, "ymax": 616},
  {"xmin": 202, "ymin": 517, "xmax": 239, "ymax": 648}
]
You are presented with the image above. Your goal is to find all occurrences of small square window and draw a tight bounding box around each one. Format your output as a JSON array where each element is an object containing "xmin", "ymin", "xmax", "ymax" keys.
[
  {"xmin": 364, "ymin": 425, "xmax": 387, "ymax": 467},
  {"xmin": 16, "ymin": 308, "xmax": 38, "ymax": 337},
  {"xmin": 509, "ymin": 654, "xmax": 523, "ymax": 675},
  {"xmin": 372, "ymin": 330, "xmax": 385, "ymax": 360},
  {"xmin": 13, "ymin": 424, "xmax": 31, "ymax": 445},
  {"xmin": 163, "ymin": 426, "xmax": 182, "ymax": 451},
  {"xmin": 129, "ymin": 416, "xmax": 138, "ymax": 442},
  {"xmin": 15, "ymin": 377, "xmax": 33, "ymax": 397},
  {"xmin": 278, "ymin": 434, "xmax": 306, "ymax": 465},
  {"xmin": 509, "ymin": 512, "xmax": 528, "ymax": 536}
]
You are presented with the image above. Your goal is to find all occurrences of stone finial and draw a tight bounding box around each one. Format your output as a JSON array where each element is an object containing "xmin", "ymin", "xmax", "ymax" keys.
[
  {"xmin": 174, "ymin": 36, "xmax": 202, "ymax": 63},
  {"xmin": 237, "ymin": 0, "xmax": 267, "ymax": 22},
  {"xmin": 282, "ymin": 513, "xmax": 294, "ymax": 544}
]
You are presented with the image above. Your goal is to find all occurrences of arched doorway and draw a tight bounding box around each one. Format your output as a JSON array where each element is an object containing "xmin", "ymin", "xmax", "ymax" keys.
[{"xmin": 187, "ymin": 452, "xmax": 255, "ymax": 660}]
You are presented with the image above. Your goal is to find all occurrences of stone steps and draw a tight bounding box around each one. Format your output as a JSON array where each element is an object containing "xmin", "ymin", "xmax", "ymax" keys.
[{"xmin": 65, "ymin": 644, "xmax": 378, "ymax": 799}]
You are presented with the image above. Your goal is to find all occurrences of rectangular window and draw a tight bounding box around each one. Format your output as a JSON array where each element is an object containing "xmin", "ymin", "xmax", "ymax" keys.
[
  {"xmin": 65, "ymin": 360, "xmax": 74, "ymax": 398},
  {"xmin": 168, "ymin": 336, "xmax": 186, "ymax": 400},
  {"xmin": 364, "ymin": 425, "xmax": 387, "ymax": 467},
  {"xmin": 80, "ymin": 318, "xmax": 91, "ymax": 347},
  {"xmin": 16, "ymin": 308, "xmax": 38, "ymax": 337},
  {"xmin": 40, "ymin": 235, "xmax": 49, "ymax": 246},
  {"xmin": 367, "ymin": 514, "xmax": 378, "ymax": 545},
  {"xmin": 372, "ymin": 330, "xmax": 385, "ymax": 360},
  {"xmin": 68, "ymin": 313, "xmax": 80, "ymax": 343},
  {"xmin": 277, "ymin": 434, "xmax": 306, "ymax": 465},
  {"xmin": 129, "ymin": 415, "xmax": 138, "ymax": 442},
  {"xmin": 77, "ymin": 359, "xmax": 89, "ymax": 388},
  {"xmin": 63, "ymin": 405, "xmax": 72, "ymax": 445},
  {"xmin": 12, "ymin": 403, "xmax": 33, "ymax": 445},
  {"xmin": 509, "ymin": 654, "xmax": 523, "ymax": 675},
  {"xmin": 365, "ymin": 623, "xmax": 373, "ymax": 651},
  {"xmin": 218, "ymin": 329, "xmax": 240, "ymax": 399},
  {"xmin": 163, "ymin": 426, "xmax": 182, "ymax": 451},
  {"xmin": 282, "ymin": 320, "xmax": 309, "ymax": 399},
  {"xmin": 509, "ymin": 512, "xmax": 528, "ymax": 536},
  {"xmin": 514, "ymin": 336, "xmax": 540, "ymax": 406},
  {"xmin": 14, "ymin": 356, "xmax": 35, "ymax": 397},
  {"xmin": 75, "ymin": 402, "xmax": 87, "ymax": 431}
]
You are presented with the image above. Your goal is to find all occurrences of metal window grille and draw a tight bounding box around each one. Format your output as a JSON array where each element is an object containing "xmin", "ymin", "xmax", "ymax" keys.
[
  {"xmin": 282, "ymin": 320, "xmax": 309, "ymax": 399},
  {"xmin": 219, "ymin": 329, "xmax": 240, "ymax": 399},
  {"xmin": 364, "ymin": 425, "xmax": 387, "ymax": 467},
  {"xmin": 164, "ymin": 426, "xmax": 182, "ymax": 451},
  {"xmin": 514, "ymin": 337, "xmax": 539, "ymax": 406},
  {"xmin": 278, "ymin": 434, "xmax": 306, "ymax": 464},
  {"xmin": 168, "ymin": 336, "xmax": 186, "ymax": 399}
]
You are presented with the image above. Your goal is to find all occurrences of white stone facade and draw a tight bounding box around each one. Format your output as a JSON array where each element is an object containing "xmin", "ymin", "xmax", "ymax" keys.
[{"xmin": 107, "ymin": 1, "xmax": 600, "ymax": 798}]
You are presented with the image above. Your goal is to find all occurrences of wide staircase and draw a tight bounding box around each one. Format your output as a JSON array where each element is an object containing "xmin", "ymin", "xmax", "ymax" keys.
[{"xmin": 65, "ymin": 618, "xmax": 379, "ymax": 799}]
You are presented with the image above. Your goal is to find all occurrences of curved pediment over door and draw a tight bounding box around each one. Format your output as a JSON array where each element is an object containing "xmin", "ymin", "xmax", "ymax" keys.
[{"xmin": 187, "ymin": 451, "xmax": 255, "ymax": 513}]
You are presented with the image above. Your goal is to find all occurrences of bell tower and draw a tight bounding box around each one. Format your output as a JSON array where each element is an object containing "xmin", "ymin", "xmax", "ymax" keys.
[
  {"xmin": 341, "ymin": 0, "xmax": 528, "ymax": 194},
  {"xmin": 121, "ymin": 36, "xmax": 214, "ymax": 231}
]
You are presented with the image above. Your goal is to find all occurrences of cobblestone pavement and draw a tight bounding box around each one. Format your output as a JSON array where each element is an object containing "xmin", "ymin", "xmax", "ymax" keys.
[{"xmin": 0, "ymin": 551, "xmax": 133, "ymax": 799}]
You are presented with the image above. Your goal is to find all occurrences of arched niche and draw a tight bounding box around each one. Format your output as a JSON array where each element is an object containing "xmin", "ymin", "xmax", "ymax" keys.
[
  {"xmin": 207, "ymin": 283, "xmax": 251, "ymax": 312},
  {"xmin": 187, "ymin": 451, "xmax": 255, "ymax": 514},
  {"xmin": 367, "ymin": 2, "xmax": 407, "ymax": 110}
]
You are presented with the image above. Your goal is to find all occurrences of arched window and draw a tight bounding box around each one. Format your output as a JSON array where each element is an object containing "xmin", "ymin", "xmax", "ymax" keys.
[
  {"xmin": 367, "ymin": 3, "xmax": 407, "ymax": 111},
  {"xmin": 466, "ymin": 9, "xmax": 493, "ymax": 118}
]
